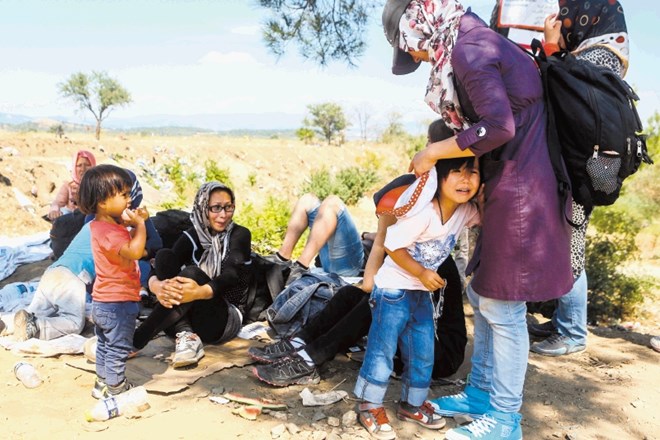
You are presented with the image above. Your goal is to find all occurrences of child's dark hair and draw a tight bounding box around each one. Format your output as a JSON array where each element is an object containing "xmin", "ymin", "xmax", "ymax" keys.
[
  {"xmin": 427, "ymin": 118, "xmax": 480, "ymax": 184},
  {"xmin": 435, "ymin": 156, "xmax": 478, "ymax": 182},
  {"xmin": 428, "ymin": 118, "xmax": 455, "ymax": 143},
  {"xmin": 78, "ymin": 164, "xmax": 132, "ymax": 215}
]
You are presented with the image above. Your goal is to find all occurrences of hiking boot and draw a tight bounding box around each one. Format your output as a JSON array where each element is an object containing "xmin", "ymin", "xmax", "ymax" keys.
[
  {"xmin": 429, "ymin": 384, "xmax": 490, "ymax": 418},
  {"xmin": 285, "ymin": 262, "xmax": 309, "ymax": 286},
  {"xmin": 651, "ymin": 336, "xmax": 660, "ymax": 353},
  {"xmin": 248, "ymin": 339, "xmax": 296, "ymax": 364},
  {"xmin": 91, "ymin": 376, "xmax": 109, "ymax": 399},
  {"xmin": 252, "ymin": 352, "xmax": 320, "ymax": 387},
  {"xmin": 14, "ymin": 309, "xmax": 39, "ymax": 341},
  {"xmin": 396, "ymin": 400, "xmax": 446, "ymax": 430},
  {"xmin": 527, "ymin": 320, "xmax": 557, "ymax": 337},
  {"xmin": 358, "ymin": 405, "xmax": 397, "ymax": 440},
  {"xmin": 172, "ymin": 331, "xmax": 205, "ymax": 368},
  {"xmin": 531, "ymin": 333, "xmax": 586, "ymax": 356},
  {"xmin": 107, "ymin": 379, "xmax": 133, "ymax": 396},
  {"xmin": 445, "ymin": 410, "xmax": 522, "ymax": 440}
]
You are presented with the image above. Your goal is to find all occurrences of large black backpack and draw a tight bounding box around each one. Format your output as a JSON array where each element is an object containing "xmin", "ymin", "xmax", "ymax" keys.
[
  {"xmin": 530, "ymin": 39, "xmax": 653, "ymax": 222},
  {"xmin": 49, "ymin": 210, "xmax": 86, "ymax": 260},
  {"xmin": 150, "ymin": 209, "xmax": 193, "ymax": 249}
]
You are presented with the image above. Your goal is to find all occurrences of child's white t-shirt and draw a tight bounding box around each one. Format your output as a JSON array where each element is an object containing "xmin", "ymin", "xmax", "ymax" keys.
[{"xmin": 374, "ymin": 201, "xmax": 480, "ymax": 291}]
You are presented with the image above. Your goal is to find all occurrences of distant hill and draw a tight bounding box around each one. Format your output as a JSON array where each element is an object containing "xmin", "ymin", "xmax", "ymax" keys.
[{"xmin": 0, "ymin": 111, "xmax": 298, "ymax": 138}]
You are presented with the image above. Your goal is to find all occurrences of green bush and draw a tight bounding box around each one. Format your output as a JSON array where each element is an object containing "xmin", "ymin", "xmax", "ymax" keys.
[
  {"xmin": 248, "ymin": 172, "xmax": 257, "ymax": 187},
  {"xmin": 204, "ymin": 160, "xmax": 232, "ymax": 187},
  {"xmin": 585, "ymin": 207, "xmax": 648, "ymax": 323},
  {"xmin": 300, "ymin": 166, "xmax": 379, "ymax": 205},
  {"xmin": 300, "ymin": 168, "xmax": 334, "ymax": 201},
  {"xmin": 295, "ymin": 127, "xmax": 315, "ymax": 144},
  {"xmin": 236, "ymin": 197, "xmax": 293, "ymax": 255}
]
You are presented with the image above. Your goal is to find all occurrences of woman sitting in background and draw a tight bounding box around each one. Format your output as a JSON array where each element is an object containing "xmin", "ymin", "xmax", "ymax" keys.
[{"xmin": 48, "ymin": 150, "xmax": 96, "ymax": 221}]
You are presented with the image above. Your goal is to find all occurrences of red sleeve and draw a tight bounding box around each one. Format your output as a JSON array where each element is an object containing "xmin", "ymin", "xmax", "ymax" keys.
[{"xmin": 543, "ymin": 42, "xmax": 561, "ymax": 56}]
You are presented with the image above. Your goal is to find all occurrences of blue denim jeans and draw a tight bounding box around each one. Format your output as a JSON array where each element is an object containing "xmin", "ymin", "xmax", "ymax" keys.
[
  {"xmin": 552, "ymin": 270, "xmax": 588, "ymax": 346},
  {"xmin": 466, "ymin": 283, "xmax": 528, "ymax": 413},
  {"xmin": 93, "ymin": 301, "xmax": 139, "ymax": 387},
  {"xmin": 307, "ymin": 202, "xmax": 364, "ymax": 276},
  {"xmin": 354, "ymin": 286, "xmax": 434, "ymax": 407}
]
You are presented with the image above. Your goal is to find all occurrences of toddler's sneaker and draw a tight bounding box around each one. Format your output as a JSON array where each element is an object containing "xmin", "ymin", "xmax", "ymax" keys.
[
  {"xmin": 248, "ymin": 339, "xmax": 296, "ymax": 364},
  {"xmin": 172, "ymin": 331, "xmax": 205, "ymax": 368},
  {"xmin": 396, "ymin": 400, "xmax": 446, "ymax": 429},
  {"xmin": 429, "ymin": 384, "xmax": 490, "ymax": 418},
  {"xmin": 107, "ymin": 379, "xmax": 133, "ymax": 396},
  {"xmin": 445, "ymin": 410, "xmax": 522, "ymax": 440},
  {"xmin": 91, "ymin": 376, "xmax": 108, "ymax": 399},
  {"xmin": 14, "ymin": 309, "xmax": 39, "ymax": 341},
  {"xmin": 358, "ymin": 404, "xmax": 397, "ymax": 440}
]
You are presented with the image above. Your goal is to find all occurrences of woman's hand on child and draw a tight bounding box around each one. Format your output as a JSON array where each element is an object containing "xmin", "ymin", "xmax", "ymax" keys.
[
  {"xmin": 409, "ymin": 148, "xmax": 436, "ymax": 177},
  {"xmin": 418, "ymin": 269, "xmax": 446, "ymax": 292}
]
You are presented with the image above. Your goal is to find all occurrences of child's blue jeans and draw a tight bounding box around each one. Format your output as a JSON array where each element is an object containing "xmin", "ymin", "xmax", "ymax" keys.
[
  {"xmin": 93, "ymin": 301, "xmax": 139, "ymax": 387},
  {"xmin": 354, "ymin": 285, "xmax": 434, "ymax": 407}
]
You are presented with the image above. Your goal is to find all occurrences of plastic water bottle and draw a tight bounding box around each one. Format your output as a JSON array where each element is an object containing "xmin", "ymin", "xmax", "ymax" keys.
[
  {"xmin": 85, "ymin": 386, "xmax": 150, "ymax": 422},
  {"xmin": 14, "ymin": 362, "xmax": 43, "ymax": 389}
]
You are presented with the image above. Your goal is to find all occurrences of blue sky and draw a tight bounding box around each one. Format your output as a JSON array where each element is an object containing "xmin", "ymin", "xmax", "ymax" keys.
[{"xmin": 0, "ymin": 0, "xmax": 657, "ymax": 135}]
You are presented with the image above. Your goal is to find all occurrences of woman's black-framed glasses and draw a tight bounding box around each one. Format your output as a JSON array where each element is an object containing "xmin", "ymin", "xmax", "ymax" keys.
[{"xmin": 208, "ymin": 204, "xmax": 235, "ymax": 214}]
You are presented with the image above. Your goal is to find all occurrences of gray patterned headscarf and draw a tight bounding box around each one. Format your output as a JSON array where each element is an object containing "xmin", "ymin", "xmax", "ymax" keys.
[{"xmin": 190, "ymin": 181, "xmax": 235, "ymax": 279}]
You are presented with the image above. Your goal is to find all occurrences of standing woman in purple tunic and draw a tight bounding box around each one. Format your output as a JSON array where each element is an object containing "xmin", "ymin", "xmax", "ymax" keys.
[{"xmin": 381, "ymin": 1, "xmax": 573, "ymax": 439}]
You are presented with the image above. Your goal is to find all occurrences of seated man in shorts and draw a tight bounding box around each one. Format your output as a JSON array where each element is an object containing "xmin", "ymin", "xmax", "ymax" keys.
[{"xmin": 266, "ymin": 194, "xmax": 364, "ymax": 285}]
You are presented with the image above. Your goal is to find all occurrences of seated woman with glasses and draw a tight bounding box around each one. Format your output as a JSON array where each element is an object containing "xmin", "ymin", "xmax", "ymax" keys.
[{"xmin": 133, "ymin": 182, "xmax": 252, "ymax": 369}]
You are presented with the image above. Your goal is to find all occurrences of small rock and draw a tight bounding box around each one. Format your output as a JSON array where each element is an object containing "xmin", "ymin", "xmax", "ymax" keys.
[
  {"xmin": 327, "ymin": 416, "xmax": 340, "ymax": 427},
  {"xmin": 312, "ymin": 411, "xmax": 326, "ymax": 422},
  {"xmin": 286, "ymin": 423, "xmax": 301, "ymax": 434},
  {"xmin": 342, "ymin": 410, "xmax": 357, "ymax": 427},
  {"xmin": 271, "ymin": 411, "xmax": 288, "ymax": 421},
  {"xmin": 544, "ymin": 400, "xmax": 552, "ymax": 405},
  {"xmin": 271, "ymin": 423, "xmax": 287, "ymax": 438},
  {"xmin": 327, "ymin": 433, "xmax": 341, "ymax": 440},
  {"xmin": 311, "ymin": 431, "xmax": 327, "ymax": 440},
  {"xmin": 454, "ymin": 414, "xmax": 473, "ymax": 425},
  {"xmin": 210, "ymin": 386, "xmax": 225, "ymax": 396}
]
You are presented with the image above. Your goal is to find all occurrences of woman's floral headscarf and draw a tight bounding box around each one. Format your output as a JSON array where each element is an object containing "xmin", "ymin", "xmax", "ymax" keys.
[
  {"xmin": 190, "ymin": 181, "xmax": 235, "ymax": 279},
  {"xmin": 398, "ymin": 0, "xmax": 469, "ymax": 131},
  {"xmin": 558, "ymin": 0, "xmax": 629, "ymax": 75}
]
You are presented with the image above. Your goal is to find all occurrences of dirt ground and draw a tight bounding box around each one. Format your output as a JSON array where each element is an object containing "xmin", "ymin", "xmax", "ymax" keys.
[{"xmin": 1, "ymin": 131, "xmax": 658, "ymax": 439}]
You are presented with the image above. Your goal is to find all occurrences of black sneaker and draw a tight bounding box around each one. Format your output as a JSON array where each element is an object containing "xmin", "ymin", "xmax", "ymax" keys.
[
  {"xmin": 252, "ymin": 353, "xmax": 320, "ymax": 387},
  {"xmin": 248, "ymin": 339, "xmax": 296, "ymax": 364},
  {"xmin": 14, "ymin": 309, "xmax": 39, "ymax": 341},
  {"xmin": 107, "ymin": 379, "xmax": 133, "ymax": 396},
  {"xmin": 285, "ymin": 262, "xmax": 309, "ymax": 286}
]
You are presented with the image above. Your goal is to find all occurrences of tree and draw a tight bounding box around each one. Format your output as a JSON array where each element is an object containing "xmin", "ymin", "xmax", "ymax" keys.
[
  {"xmin": 58, "ymin": 71, "xmax": 131, "ymax": 140},
  {"xmin": 353, "ymin": 103, "xmax": 373, "ymax": 142},
  {"xmin": 303, "ymin": 102, "xmax": 349, "ymax": 145},
  {"xmin": 258, "ymin": 0, "xmax": 378, "ymax": 67}
]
